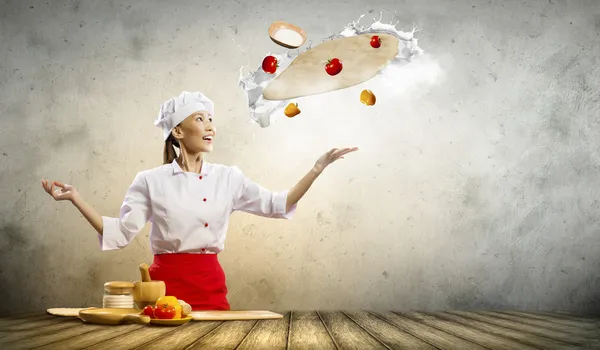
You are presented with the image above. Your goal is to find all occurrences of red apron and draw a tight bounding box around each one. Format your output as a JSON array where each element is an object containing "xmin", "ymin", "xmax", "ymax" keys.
[{"xmin": 148, "ymin": 253, "xmax": 230, "ymax": 311}]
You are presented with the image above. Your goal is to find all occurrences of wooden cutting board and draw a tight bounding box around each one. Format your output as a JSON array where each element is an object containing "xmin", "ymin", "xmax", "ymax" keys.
[
  {"xmin": 47, "ymin": 307, "xmax": 150, "ymax": 325},
  {"xmin": 190, "ymin": 310, "xmax": 283, "ymax": 321},
  {"xmin": 79, "ymin": 308, "xmax": 150, "ymax": 325},
  {"xmin": 47, "ymin": 307, "xmax": 282, "ymax": 321}
]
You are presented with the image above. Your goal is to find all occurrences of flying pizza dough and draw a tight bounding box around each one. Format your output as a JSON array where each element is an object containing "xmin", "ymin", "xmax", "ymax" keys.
[{"xmin": 262, "ymin": 33, "xmax": 399, "ymax": 100}]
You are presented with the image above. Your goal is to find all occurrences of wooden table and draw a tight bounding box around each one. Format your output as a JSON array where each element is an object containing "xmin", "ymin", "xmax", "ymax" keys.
[{"xmin": 1, "ymin": 310, "xmax": 599, "ymax": 349}]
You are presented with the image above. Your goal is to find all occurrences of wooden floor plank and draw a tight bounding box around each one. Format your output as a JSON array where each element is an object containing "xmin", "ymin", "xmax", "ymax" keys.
[
  {"xmin": 0, "ymin": 319, "xmax": 81, "ymax": 344},
  {"xmin": 319, "ymin": 311, "xmax": 393, "ymax": 350},
  {"xmin": 84, "ymin": 324, "xmax": 182, "ymax": 350},
  {"xmin": 343, "ymin": 311, "xmax": 436, "ymax": 349},
  {"xmin": 33, "ymin": 324, "xmax": 144, "ymax": 350},
  {"xmin": 236, "ymin": 311, "xmax": 290, "ymax": 350},
  {"xmin": 186, "ymin": 320, "xmax": 257, "ymax": 349},
  {"xmin": 476, "ymin": 311, "xmax": 600, "ymax": 337},
  {"xmin": 427, "ymin": 311, "xmax": 582, "ymax": 350},
  {"xmin": 0, "ymin": 310, "xmax": 49, "ymax": 319},
  {"xmin": 4, "ymin": 323, "xmax": 109, "ymax": 349},
  {"xmin": 447, "ymin": 310, "xmax": 597, "ymax": 346},
  {"xmin": 130, "ymin": 321, "xmax": 222, "ymax": 350},
  {"xmin": 2, "ymin": 309, "xmax": 597, "ymax": 349},
  {"xmin": 374, "ymin": 311, "xmax": 485, "ymax": 349},
  {"xmin": 0, "ymin": 313, "xmax": 54, "ymax": 328},
  {"xmin": 0, "ymin": 311, "xmax": 45, "ymax": 319},
  {"xmin": 497, "ymin": 310, "xmax": 600, "ymax": 328},
  {"xmin": 0, "ymin": 315, "xmax": 73, "ymax": 332},
  {"xmin": 287, "ymin": 311, "xmax": 337, "ymax": 350},
  {"xmin": 526, "ymin": 310, "xmax": 600, "ymax": 321},
  {"xmin": 0, "ymin": 310, "xmax": 49, "ymax": 324},
  {"xmin": 402, "ymin": 311, "xmax": 539, "ymax": 350}
]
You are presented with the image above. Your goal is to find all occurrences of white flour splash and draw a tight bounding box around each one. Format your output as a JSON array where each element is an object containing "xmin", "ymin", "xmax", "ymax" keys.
[{"xmin": 238, "ymin": 14, "xmax": 430, "ymax": 128}]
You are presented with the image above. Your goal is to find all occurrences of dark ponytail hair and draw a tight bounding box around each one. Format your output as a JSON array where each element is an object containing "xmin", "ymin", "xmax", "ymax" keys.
[{"xmin": 163, "ymin": 134, "xmax": 180, "ymax": 164}]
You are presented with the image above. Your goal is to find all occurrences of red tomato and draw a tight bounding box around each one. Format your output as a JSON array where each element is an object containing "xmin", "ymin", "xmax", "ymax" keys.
[
  {"xmin": 324, "ymin": 58, "xmax": 343, "ymax": 76},
  {"xmin": 370, "ymin": 35, "xmax": 381, "ymax": 48},
  {"xmin": 262, "ymin": 55, "xmax": 278, "ymax": 74},
  {"xmin": 154, "ymin": 305, "xmax": 176, "ymax": 319},
  {"xmin": 142, "ymin": 305, "xmax": 155, "ymax": 317}
]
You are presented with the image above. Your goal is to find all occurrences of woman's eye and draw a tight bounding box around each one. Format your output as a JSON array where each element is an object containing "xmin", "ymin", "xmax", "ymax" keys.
[
  {"xmin": 197, "ymin": 117, "xmax": 203, "ymax": 122},
  {"xmin": 209, "ymin": 118, "xmax": 213, "ymax": 122}
]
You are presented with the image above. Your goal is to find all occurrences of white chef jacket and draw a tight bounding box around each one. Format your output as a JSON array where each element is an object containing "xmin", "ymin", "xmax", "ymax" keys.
[{"xmin": 98, "ymin": 159, "xmax": 296, "ymax": 254}]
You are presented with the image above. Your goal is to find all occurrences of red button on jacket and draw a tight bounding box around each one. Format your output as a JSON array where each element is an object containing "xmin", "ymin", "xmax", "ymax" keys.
[{"xmin": 204, "ymin": 223, "xmax": 209, "ymax": 227}]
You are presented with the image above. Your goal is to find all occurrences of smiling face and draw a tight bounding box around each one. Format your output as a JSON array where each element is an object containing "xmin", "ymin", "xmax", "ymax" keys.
[{"xmin": 171, "ymin": 110, "xmax": 216, "ymax": 153}]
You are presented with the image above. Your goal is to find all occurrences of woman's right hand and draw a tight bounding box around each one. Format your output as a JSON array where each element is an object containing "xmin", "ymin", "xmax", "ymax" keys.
[{"xmin": 41, "ymin": 179, "xmax": 79, "ymax": 202}]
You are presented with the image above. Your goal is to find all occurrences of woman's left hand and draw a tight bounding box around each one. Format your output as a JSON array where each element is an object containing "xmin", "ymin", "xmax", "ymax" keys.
[{"xmin": 313, "ymin": 147, "xmax": 359, "ymax": 173}]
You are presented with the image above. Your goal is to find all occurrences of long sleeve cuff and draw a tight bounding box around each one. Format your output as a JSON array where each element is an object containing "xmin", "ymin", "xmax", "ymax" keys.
[
  {"xmin": 274, "ymin": 190, "xmax": 297, "ymax": 220},
  {"xmin": 98, "ymin": 216, "xmax": 126, "ymax": 251}
]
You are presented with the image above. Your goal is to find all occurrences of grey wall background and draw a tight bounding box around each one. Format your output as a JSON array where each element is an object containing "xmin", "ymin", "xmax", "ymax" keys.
[{"xmin": 1, "ymin": 0, "xmax": 599, "ymax": 316}]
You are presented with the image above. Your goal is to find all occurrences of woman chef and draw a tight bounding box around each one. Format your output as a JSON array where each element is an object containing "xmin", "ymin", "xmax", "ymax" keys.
[{"xmin": 41, "ymin": 91, "xmax": 358, "ymax": 311}]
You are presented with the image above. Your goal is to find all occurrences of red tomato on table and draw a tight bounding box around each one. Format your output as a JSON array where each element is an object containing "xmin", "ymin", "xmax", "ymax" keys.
[
  {"xmin": 154, "ymin": 305, "xmax": 176, "ymax": 319},
  {"xmin": 142, "ymin": 305, "xmax": 155, "ymax": 317}
]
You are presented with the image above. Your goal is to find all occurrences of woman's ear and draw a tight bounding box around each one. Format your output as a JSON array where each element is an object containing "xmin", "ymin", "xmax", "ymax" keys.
[{"xmin": 171, "ymin": 125, "xmax": 183, "ymax": 139}]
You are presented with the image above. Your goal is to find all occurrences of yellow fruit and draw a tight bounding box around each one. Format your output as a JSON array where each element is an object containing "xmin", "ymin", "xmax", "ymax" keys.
[
  {"xmin": 284, "ymin": 103, "xmax": 301, "ymax": 118},
  {"xmin": 360, "ymin": 89, "xmax": 376, "ymax": 106},
  {"xmin": 155, "ymin": 296, "xmax": 182, "ymax": 319}
]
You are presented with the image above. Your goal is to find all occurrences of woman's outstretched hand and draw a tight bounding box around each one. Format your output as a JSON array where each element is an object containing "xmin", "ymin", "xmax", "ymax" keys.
[
  {"xmin": 41, "ymin": 179, "xmax": 103, "ymax": 234},
  {"xmin": 286, "ymin": 147, "xmax": 359, "ymax": 212},
  {"xmin": 41, "ymin": 179, "xmax": 79, "ymax": 202},
  {"xmin": 313, "ymin": 147, "xmax": 359, "ymax": 173}
]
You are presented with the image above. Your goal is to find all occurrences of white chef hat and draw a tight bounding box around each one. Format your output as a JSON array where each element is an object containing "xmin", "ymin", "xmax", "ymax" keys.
[{"xmin": 155, "ymin": 91, "xmax": 215, "ymax": 141}]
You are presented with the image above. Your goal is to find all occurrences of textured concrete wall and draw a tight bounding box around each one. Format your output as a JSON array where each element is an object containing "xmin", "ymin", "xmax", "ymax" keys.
[{"xmin": 1, "ymin": 0, "xmax": 599, "ymax": 316}]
